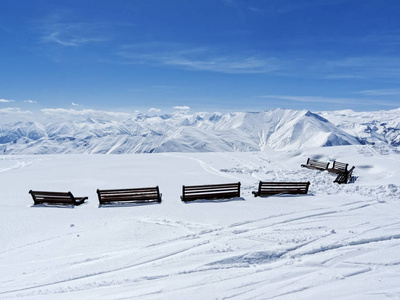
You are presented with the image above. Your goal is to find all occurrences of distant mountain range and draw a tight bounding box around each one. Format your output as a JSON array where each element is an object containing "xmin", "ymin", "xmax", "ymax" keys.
[{"xmin": 0, "ymin": 108, "xmax": 399, "ymax": 154}]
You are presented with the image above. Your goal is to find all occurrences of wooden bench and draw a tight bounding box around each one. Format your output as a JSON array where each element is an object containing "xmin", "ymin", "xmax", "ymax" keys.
[
  {"xmin": 334, "ymin": 166, "xmax": 355, "ymax": 184},
  {"xmin": 301, "ymin": 158, "xmax": 329, "ymax": 171},
  {"xmin": 181, "ymin": 182, "xmax": 241, "ymax": 202},
  {"xmin": 29, "ymin": 190, "xmax": 87, "ymax": 206},
  {"xmin": 97, "ymin": 186, "xmax": 162, "ymax": 205},
  {"xmin": 252, "ymin": 181, "xmax": 310, "ymax": 197},
  {"xmin": 327, "ymin": 161, "xmax": 349, "ymax": 174}
]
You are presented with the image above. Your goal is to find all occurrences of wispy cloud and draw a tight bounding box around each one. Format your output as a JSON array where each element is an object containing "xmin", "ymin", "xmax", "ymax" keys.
[
  {"xmin": 259, "ymin": 95, "xmax": 361, "ymax": 105},
  {"xmin": 173, "ymin": 106, "xmax": 190, "ymax": 110},
  {"xmin": 0, "ymin": 99, "xmax": 15, "ymax": 103},
  {"xmin": 24, "ymin": 99, "xmax": 37, "ymax": 104},
  {"xmin": 117, "ymin": 43, "xmax": 283, "ymax": 74},
  {"xmin": 117, "ymin": 43, "xmax": 400, "ymax": 79},
  {"xmin": 258, "ymin": 94, "xmax": 397, "ymax": 107},
  {"xmin": 0, "ymin": 107, "xmax": 32, "ymax": 115},
  {"xmin": 247, "ymin": 6, "xmax": 264, "ymax": 14},
  {"xmin": 357, "ymin": 89, "xmax": 400, "ymax": 96},
  {"xmin": 272, "ymin": 0, "xmax": 345, "ymax": 14},
  {"xmin": 72, "ymin": 102, "xmax": 79, "ymax": 107},
  {"xmin": 148, "ymin": 108, "xmax": 161, "ymax": 113},
  {"xmin": 41, "ymin": 108, "xmax": 132, "ymax": 119},
  {"xmin": 319, "ymin": 56, "xmax": 400, "ymax": 80},
  {"xmin": 359, "ymin": 31, "xmax": 400, "ymax": 47},
  {"xmin": 165, "ymin": 55, "xmax": 280, "ymax": 74},
  {"xmin": 220, "ymin": 0, "xmax": 236, "ymax": 7},
  {"xmin": 39, "ymin": 15, "xmax": 108, "ymax": 47}
]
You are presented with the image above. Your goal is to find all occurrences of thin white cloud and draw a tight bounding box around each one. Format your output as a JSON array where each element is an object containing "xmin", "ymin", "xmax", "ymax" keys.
[
  {"xmin": 259, "ymin": 95, "xmax": 368, "ymax": 105},
  {"xmin": 45, "ymin": 31, "xmax": 106, "ymax": 47},
  {"xmin": 148, "ymin": 108, "xmax": 161, "ymax": 113},
  {"xmin": 248, "ymin": 6, "xmax": 264, "ymax": 13},
  {"xmin": 0, "ymin": 107, "xmax": 32, "ymax": 115},
  {"xmin": 41, "ymin": 108, "xmax": 132, "ymax": 119},
  {"xmin": 0, "ymin": 99, "xmax": 15, "ymax": 103},
  {"xmin": 117, "ymin": 44, "xmax": 282, "ymax": 74},
  {"xmin": 173, "ymin": 106, "xmax": 190, "ymax": 110},
  {"xmin": 324, "ymin": 74, "xmax": 365, "ymax": 79},
  {"xmin": 40, "ymin": 15, "xmax": 108, "ymax": 47},
  {"xmin": 259, "ymin": 94, "xmax": 400, "ymax": 108},
  {"xmin": 358, "ymin": 89, "xmax": 400, "ymax": 96},
  {"xmin": 164, "ymin": 56, "xmax": 280, "ymax": 74},
  {"xmin": 24, "ymin": 99, "xmax": 37, "ymax": 104},
  {"xmin": 72, "ymin": 102, "xmax": 79, "ymax": 106},
  {"xmin": 320, "ymin": 56, "xmax": 400, "ymax": 80}
]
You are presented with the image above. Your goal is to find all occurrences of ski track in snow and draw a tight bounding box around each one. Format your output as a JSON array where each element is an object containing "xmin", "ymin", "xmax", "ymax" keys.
[
  {"xmin": 2, "ymin": 199, "xmax": 399, "ymax": 299},
  {"xmin": 0, "ymin": 160, "xmax": 33, "ymax": 173},
  {"xmin": 1, "ymin": 147, "xmax": 400, "ymax": 299}
]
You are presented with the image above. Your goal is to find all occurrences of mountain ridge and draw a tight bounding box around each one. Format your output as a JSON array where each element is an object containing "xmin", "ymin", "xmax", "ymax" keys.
[{"xmin": 0, "ymin": 108, "xmax": 398, "ymax": 154}]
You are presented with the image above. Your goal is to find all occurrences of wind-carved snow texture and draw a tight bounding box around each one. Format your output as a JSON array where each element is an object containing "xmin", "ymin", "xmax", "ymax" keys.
[
  {"xmin": 0, "ymin": 108, "xmax": 365, "ymax": 154},
  {"xmin": 1, "ymin": 145, "xmax": 400, "ymax": 299}
]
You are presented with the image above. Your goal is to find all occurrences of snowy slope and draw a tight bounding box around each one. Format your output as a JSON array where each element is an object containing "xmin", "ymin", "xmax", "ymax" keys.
[
  {"xmin": 0, "ymin": 109, "xmax": 361, "ymax": 154},
  {"xmin": 0, "ymin": 145, "xmax": 400, "ymax": 299},
  {"xmin": 320, "ymin": 108, "xmax": 400, "ymax": 147}
]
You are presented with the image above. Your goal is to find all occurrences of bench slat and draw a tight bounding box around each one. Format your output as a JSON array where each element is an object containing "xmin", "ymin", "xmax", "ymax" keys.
[
  {"xmin": 327, "ymin": 161, "xmax": 349, "ymax": 173},
  {"xmin": 184, "ymin": 187, "xmax": 239, "ymax": 194},
  {"xmin": 181, "ymin": 182, "xmax": 241, "ymax": 202},
  {"xmin": 301, "ymin": 158, "xmax": 329, "ymax": 171},
  {"xmin": 253, "ymin": 181, "xmax": 310, "ymax": 197},
  {"xmin": 97, "ymin": 186, "xmax": 162, "ymax": 205},
  {"xmin": 98, "ymin": 187, "xmax": 159, "ymax": 193},
  {"xmin": 29, "ymin": 190, "xmax": 87, "ymax": 206},
  {"xmin": 184, "ymin": 184, "xmax": 240, "ymax": 190}
]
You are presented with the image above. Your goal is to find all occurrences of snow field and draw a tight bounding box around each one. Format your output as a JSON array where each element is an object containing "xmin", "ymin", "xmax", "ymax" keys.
[{"xmin": 0, "ymin": 145, "xmax": 400, "ymax": 299}]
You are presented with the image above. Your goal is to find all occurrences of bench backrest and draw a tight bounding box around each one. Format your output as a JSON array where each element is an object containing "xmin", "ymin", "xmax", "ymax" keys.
[
  {"xmin": 181, "ymin": 182, "xmax": 241, "ymax": 201},
  {"xmin": 307, "ymin": 158, "xmax": 329, "ymax": 169},
  {"xmin": 29, "ymin": 190, "xmax": 76, "ymax": 205},
  {"xmin": 256, "ymin": 181, "xmax": 310, "ymax": 196},
  {"xmin": 331, "ymin": 161, "xmax": 348, "ymax": 172},
  {"xmin": 97, "ymin": 186, "xmax": 161, "ymax": 204}
]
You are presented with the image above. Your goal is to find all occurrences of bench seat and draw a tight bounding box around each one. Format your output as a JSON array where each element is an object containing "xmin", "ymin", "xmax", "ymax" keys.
[
  {"xmin": 334, "ymin": 166, "xmax": 355, "ymax": 184},
  {"xmin": 29, "ymin": 190, "xmax": 87, "ymax": 206},
  {"xmin": 181, "ymin": 182, "xmax": 241, "ymax": 202},
  {"xmin": 252, "ymin": 181, "xmax": 310, "ymax": 197},
  {"xmin": 97, "ymin": 186, "xmax": 161, "ymax": 205}
]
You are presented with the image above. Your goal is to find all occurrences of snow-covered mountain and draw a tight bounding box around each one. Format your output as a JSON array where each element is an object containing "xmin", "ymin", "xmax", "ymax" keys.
[
  {"xmin": 319, "ymin": 108, "xmax": 400, "ymax": 147},
  {"xmin": 0, "ymin": 109, "xmax": 365, "ymax": 154}
]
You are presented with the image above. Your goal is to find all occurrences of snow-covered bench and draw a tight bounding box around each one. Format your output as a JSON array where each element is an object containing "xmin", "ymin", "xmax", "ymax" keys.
[
  {"xmin": 334, "ymin": 166, "xmax": 355, "ymax": 184},
  {"xmin": 29, "ymin": 190, "xmax": 87, "ymax": 206},
  {"xmin": 327, "ymin": 161, "xmax": 349, "ymax": 174},
  {"xmin": 301, "ymin": 158, "xmax": 329, "ymax": 171},
  {"xmin": 97, "ymin": 186, "xmax": 162, "ymax": 205},
  {"xmin": 252, "ymin": 181, "xmax": 310, "ymax": 197},
  {"xmin": 181, "ymin": 182, "xmax": 241, "ymax": 202}
]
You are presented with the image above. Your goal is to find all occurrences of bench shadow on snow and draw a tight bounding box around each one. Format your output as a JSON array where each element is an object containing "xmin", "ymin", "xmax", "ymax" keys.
[
  {"xmin": 183, "ymin": 197, "xmax": 246, "ymax": 204},
  {"xmin": 30, "ymin": 203, "xmax": 79, "ymax": 209},
  {"xmin": 98, "ymin": 201, "xmax": 162, "ymax": 208}
]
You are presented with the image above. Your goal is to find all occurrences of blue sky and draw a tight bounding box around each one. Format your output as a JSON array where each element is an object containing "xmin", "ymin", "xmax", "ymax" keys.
[{"xmin": 1, "ymin": 0, "xmax": 400, "ymax": 118}]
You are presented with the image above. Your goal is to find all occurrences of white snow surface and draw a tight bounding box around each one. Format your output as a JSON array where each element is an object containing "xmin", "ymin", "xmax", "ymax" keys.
[{"xmin": 1, "ymin": 145, "xmax": 400, "ymax": 299}]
